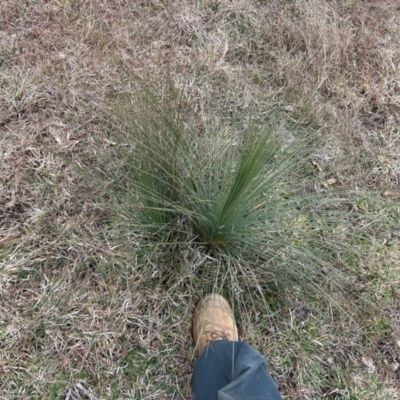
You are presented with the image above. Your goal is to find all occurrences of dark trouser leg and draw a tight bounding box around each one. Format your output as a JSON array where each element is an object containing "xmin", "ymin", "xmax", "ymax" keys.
[{"xmin": 192, "ymin": 341, "xmax": 282, "ymax": 400}]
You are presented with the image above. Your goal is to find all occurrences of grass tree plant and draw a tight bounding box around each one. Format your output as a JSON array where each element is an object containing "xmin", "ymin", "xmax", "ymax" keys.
[{"xmin": 90, "ymin": 79, "xmax": 370, "ymax": 315}]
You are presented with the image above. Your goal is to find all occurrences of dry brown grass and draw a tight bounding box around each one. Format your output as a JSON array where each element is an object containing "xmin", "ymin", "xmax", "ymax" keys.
[{"xmin": 1, "ymin": 0, "xmax": 400, "ymax": 399}]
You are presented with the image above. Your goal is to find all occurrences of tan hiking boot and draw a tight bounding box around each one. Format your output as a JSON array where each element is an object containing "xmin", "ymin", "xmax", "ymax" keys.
[{"xmin": 192, "ymin": 294, "xmax": 239, "ymax": 356}]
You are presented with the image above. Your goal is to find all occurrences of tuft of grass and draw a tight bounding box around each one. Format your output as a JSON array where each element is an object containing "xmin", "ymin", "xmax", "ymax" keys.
[{"xmin": 87, "ymin": 79, "xmax": 375, "ymax": 312}]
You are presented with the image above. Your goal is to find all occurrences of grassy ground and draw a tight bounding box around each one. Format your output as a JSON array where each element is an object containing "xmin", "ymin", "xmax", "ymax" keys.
[{"xmin": 1, "ymin": 0, "xmax": 400, "ymax": 399}]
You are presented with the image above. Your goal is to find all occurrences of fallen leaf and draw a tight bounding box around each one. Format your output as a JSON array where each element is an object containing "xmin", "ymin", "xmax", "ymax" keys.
[
  {"xmin": 326, "ymin": 178, "xmax": 337, "ymax": 185},
  {"xmin": 383, "ymin": 190, "xmax": 400, "ymax": 200}
]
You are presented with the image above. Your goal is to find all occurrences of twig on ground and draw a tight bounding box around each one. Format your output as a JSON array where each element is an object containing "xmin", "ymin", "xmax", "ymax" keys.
[{"xmin": 76, "ymin": 383, "xmax": 100, "ymax": 400}]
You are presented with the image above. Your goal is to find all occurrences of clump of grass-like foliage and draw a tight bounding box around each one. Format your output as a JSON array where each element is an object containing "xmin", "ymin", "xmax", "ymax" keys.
[{"xmin": 92, "ymin": 80, "xmax": 366, "ymax": 305}]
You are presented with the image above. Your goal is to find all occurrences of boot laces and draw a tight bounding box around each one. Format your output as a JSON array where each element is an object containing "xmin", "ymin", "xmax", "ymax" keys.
[{"xmin": 204, "ymin": 326, "xmax": 229, "ymax": 341}]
